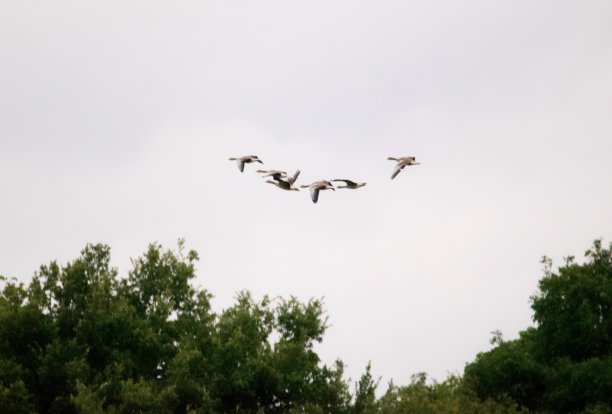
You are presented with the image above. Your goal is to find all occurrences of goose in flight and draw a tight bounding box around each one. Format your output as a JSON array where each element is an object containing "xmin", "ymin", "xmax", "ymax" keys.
[
  {"xmin": 300, "ymin": 181, "xmax": 335, "ymax": 203},
  {"xmin": 332, "ymin": 179, "xmax": 366, "ymax": 189},
  {"xmin": 267, "ymin": 180, "xmax": 299, "ymax": 191},
  {"xmin": 228, "ymin": 155, "xmax": 263, "ymax": 172},
  {"xmin": 257, "ymin": 169, "xmax": 287, "ymax": 180},
  {"xmin": 387, "ymin": 156, "xmax": 420, "ymax": 180},
  {"xmin": 267, "ymin": 170, "xmax": 301, "ymax": 191}
]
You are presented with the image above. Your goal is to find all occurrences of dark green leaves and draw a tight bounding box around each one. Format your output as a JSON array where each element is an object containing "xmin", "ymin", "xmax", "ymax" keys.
[
  {"xmin": 0, "ymin": 242, "xmax": 349, "ymax": 413},
  {"xmin": 465, "ymin": 240, "xmax": 612, "ymax": 413}
]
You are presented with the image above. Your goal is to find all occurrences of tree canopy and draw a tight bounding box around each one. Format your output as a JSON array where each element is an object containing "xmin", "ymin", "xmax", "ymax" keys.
[
  {"xmin": 1, "ymin": 239, "xmax": 610, "ymax": 413},
  {"xmin": 465, "ymin": 240, "xmax": 612, "ymax": 413},
  {"xmin": 0, "ymin": 242, "xmax": 349, "ymax": 413}
]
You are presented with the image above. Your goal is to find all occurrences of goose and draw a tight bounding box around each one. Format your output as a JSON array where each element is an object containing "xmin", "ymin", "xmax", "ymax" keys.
[
  {"xmin": 266, "ymin": 169, "xmax": 301, "ymax": 191},
  {"xmin": 267, "ymin": 180, "xmax": 299, "ymax": 191},
  {"xmin": 228, "ymin": 155, "xmax": 263, "ymax": 172},
  {"xmin": 331, "ymin": 179, "xmax": 366, "ymax": 189},
  {"xmin": 300, "ymin": 181, "xmax": 335, "ymax": 204},
  {"xmin": 387, "ymin": 156, "xmax": 420, "ymax": 180},
  {"xmin": 257, "ymin": 169, "xmax": 287, "ymax": 180}
]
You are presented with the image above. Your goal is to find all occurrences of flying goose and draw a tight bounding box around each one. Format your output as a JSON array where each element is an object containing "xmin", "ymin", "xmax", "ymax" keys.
[
  {"xmin": 267, "ymin": 180, "xmax": 299, "ymax": 191},
  {"xmin": 300, "ymin": 181, "xmax": 335, "ymax": 204},
  {"xmin": 387, "ymin": 156, "xmax": 420, "ymax": 180},
  {"xmin": 267, "ymin": 170, "xmax": 301, "ymax": 191},
  {"xmin": 331, "ymin": 179, "xmax": 366, "ymax": 189},
  {"xmin": 228, "ymin": 155, "xmax": 263, "ymax": 172},
  {"xmin": 257, "ymin": 169, "xmax": 288, "ymax": 180}
]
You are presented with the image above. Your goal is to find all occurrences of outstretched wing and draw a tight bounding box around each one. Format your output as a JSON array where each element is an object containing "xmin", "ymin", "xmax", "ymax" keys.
[
  {"xmin": 237, "ymin": 159, "xmax": 245, "ymax": 172},
  {"xmin": 332, "ymin": 179, "xmax": 357, "ymax": 186},
  {"xmin": 310, "ymin": 187, "xmax": 320, "ymax": 203},
  {"xmin": 288, "ymin": 169, "xmax": 301, "ymax": 184},
  {"xmin": 391, "ymin": 165, "xmax": 403, "ymax": 179}
]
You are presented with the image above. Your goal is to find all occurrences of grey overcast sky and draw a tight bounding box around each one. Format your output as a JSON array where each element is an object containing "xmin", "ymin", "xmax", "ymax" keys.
[{"xmin": 1, "ymin": 0, "xmax": 612, "ymax": 389}]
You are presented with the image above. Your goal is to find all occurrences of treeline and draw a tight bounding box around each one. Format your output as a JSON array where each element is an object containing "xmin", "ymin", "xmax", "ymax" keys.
[
  {"xmin": 0, "ymin": 240, "xmax": 610, "ymax": 413},
  {"xmin": 463, "ymin": 240, "xmax": 612, "ymax": 414}
]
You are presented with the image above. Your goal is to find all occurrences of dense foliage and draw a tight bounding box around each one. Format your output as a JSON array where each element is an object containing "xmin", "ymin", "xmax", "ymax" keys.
[
  {"xmin": 0, "ymin": 240, "xmax": 610, "ymax": 413},
  {"xmin": 465, "ymin": 240, "xmax": 612, "ymax": 413},
  {"xmin": 0, "ymin": 242, "xmax": 350, "ymax": 413}
]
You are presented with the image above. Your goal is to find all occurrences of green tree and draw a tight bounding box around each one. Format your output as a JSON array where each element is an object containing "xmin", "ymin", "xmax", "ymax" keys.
[
  {"xmin": 0, "ymin": 379, "xmax": 35, "ymax": 414},
  {"xmin": 463, "ymin": 328, "xmax": 546, "ymax": 410},
  {"xmin": 377, "ymin": 373, "xmax": 524, "ymax": 414},
  {"xmin": 352, "ymin": 362, "xmax": 378, "ymax": 414},
  {"xmin": 532, "ymin": 240, "xmax": 612, "ymax": 362},
  {"xmin": 464, "ymin": 240, "xmax": 612, "ymax": 413},
  {"xmin": 1, "ymin": 241, "xmax": 355, "ymax": 413}
]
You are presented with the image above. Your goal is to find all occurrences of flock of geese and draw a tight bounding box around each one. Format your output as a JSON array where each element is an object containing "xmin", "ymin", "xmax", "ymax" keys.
[{"xmin": 228, "ymin": 155, "xmax": 420, "ymax": 204}]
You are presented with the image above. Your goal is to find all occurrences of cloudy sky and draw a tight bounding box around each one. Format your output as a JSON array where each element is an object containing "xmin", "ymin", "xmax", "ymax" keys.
[{"xmin": 2, "ymin": 0, "xmax": 612, "ymax": 389}]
